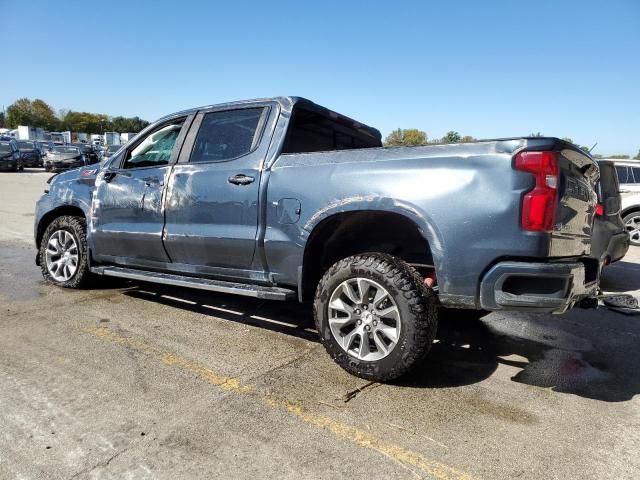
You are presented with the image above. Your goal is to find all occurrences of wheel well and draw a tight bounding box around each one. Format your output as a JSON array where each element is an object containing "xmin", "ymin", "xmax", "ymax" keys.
[
  {"xmin": 622, "ymin": 206, "xmax": 640, "ymax": 219},
  {"xmin": 36, "ymin": 206, "xmax": 86, "ymax": 247},
  {"xmin": 301, "ymin": 211, "xmax": 434, "ymax": 301}
]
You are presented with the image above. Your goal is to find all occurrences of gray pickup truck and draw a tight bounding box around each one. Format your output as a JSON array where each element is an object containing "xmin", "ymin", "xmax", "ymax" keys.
[{"xmin": 34, "ymin": 97, "xmax": 600, "ymax": 381}]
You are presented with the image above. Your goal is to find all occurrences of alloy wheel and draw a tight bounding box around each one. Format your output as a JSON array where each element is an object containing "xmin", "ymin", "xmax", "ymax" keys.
[
  {"xmin": 328, "ymin": 277, "xmax": 401, "ymax": 361},
  {"xmin": 626, "ymin": 214, "xmax": 640, "ymax": 246},
  {"xmin": 45, "ymin": 230, "xmax": 79, "ymax": 282}
]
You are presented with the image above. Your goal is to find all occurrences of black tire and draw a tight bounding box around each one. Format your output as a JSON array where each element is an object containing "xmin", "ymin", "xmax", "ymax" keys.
[
  {"xmin": 314, "ymin": 253, "xmax": 438, "ymax": 382},
  {"xmin": 623, "ymin": 211, "xmax": 640, "ymax": 247},
  {"xmin": 439, "ymin": 307, "xmax": 490, "ymax": 322},
  {"xmin": 39, "ymin": 215, "xmax": 93, "ymax": 288}
]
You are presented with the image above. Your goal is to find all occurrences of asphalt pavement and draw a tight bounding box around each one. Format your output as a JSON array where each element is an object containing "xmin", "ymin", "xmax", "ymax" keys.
[{"xmin": 0, "ymin": 169, "xmax": 638, "ymax": 479}]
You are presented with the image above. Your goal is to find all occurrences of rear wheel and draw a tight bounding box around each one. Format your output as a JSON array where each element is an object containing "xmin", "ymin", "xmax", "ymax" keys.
[
  {"xmin": 624, "ymin": 212, "xmax": 640, "ymax": 246},
  {"xmin": 314, "ymin": 253, "xmax": 438, "ymax": 382},
  {"xmin": 39, "ymin": 215, "xmax": 92, "ymax": 288}
]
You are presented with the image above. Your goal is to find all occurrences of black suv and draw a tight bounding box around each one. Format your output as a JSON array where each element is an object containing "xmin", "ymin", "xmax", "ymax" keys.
[
  {"xmin": 16, "ymin": 140, "xmax": 43, "ymax": 167},
  {"xmin": 0, "ymin": 140, "xmax": 23, "ymax": 171}
]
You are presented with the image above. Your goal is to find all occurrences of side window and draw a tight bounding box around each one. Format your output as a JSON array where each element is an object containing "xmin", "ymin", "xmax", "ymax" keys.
[
  {"xmin": 632, "ymin": 168, "xmax": 640, "ymax": 185},
  {"xmin": 281, "ymin": 106, "xmax": 382, "ymax": 154},
  {"xmin": 122, "ymin": 119, "xmax": 185, "ymax": 169},
  {"xmin": 616, "ymin": 166, "xmax": 630, "ymax": 184},
  {"xmin": 190, "ymin": 108, "xmax": 265, "ymax": 163}
]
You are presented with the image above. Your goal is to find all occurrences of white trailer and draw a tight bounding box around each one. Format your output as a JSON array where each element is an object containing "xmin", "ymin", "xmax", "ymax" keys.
[
  {"xmin": 120, "ymin": 132, "xmax": 137, "ymax": 144},
  {"xmin": 104, "ymin": 131, "xmax": 121, "ymax": 146},
  {"xmin": 49, "ymin": 131, "xmax": 71, "ymax": 144}
]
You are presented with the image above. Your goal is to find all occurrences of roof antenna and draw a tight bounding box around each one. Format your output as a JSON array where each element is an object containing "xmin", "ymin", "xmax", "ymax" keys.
[{"xmin": 588, "ymin": 142, "xmax": 598, "ymax": 153}]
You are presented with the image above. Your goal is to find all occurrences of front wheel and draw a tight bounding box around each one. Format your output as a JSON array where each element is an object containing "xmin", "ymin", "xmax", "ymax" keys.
[
  {"xmin": 623, "ymin": 212, "xmax": 640, "ymax": 246},
  {"xmin": 39, "ymin": 215, "xmax": 92, "ymax": 288},
  {"xmin": 314, "ymin": 253, "xmax": 438, "ymax": 382}
]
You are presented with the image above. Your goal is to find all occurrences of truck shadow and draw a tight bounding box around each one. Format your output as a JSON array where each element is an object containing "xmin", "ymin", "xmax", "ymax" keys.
[
  {"xmin": 400, "ymin": 306, "xmax": 640, "ymax": 402},
  {"xmin": 120, "ymin": 276, "xmax": 640, "ymax": 403},
  {"xmin": 600, "ymin": 260, "xmax": 640, "ymax": 292}
]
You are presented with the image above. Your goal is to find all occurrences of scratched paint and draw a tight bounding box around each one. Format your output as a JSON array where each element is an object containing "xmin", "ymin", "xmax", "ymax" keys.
[{"xmin": 82, "ymin": 326, "xmax": 475, "ymax": 480}]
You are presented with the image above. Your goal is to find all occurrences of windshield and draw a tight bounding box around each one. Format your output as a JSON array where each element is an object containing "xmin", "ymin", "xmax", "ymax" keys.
[
  {"xmin": 53, "ymin": 146, "xmax": 80, "ymax": 154},
  {"xmin": 18, "ymin": 141, "xmax": 35, "ymax": 149},
  {"xmin": 0, "ymin": 143, "xmax": 12, "ymax": 153}
]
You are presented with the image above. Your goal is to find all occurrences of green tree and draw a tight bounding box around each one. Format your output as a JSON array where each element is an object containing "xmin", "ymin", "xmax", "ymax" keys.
[
  {"xmin": 441, "ymin": 131, "xmax": 461, "ymax": 144},
  {"xmin": 31, "ymin": 99, "xmax": 58, "ymax": 130},
  {"xmin": 384, "ymin": 128, "xmax": 428, "ymax": 147},
  {"xmin": 634, "ymin": 150, "xmax": 640, "ymax": 160},
  {"xmin": 608, "ymin": 154, "xmax": 630, "ymax": 159},
  {"xmin": 561, "ymin": 137, "xmax": 574, "ymax": 144},
  {"xmin": 460, "ymin": 135, "xmax": 475, "ymax": 143},
  {"xmin": 529, "ymin": 132, "xmax": 544, "ymax": 137},
  {"xmin": 0, "ymin": 112, "xmax": 5, "ymax": 128},
  {"xmin": 6, "ymin": 98, "xmax": 34, "ymax": 128}
]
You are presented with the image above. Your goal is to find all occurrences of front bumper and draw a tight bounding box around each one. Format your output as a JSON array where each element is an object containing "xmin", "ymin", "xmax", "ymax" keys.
[
  {"xmin": 0, "ymin": 161, "xmax": 17, "ymax": 170},
  {"xmin": 479, "ymin": 260, "xmax": 598, "ymax": 314}
]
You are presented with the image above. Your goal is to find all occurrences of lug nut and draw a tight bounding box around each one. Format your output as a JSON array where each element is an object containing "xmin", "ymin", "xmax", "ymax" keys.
[
  {"xmin": 365, "ymin": 325, "xmax": 371, "ymax": 331},
  {"xmin": 363, "ymin": 305, "xmax": 368, "ymax": 310},
  {"xmin": 357, "ymin": 319, "xmax": 362, "ymax": 325},
  {"xmin": 355, "ymin": 309, "xmax": 361, "ymax": 315},
  {"xmin": 373, "ymin": 320, "xmax": 377, "ymax": 326}
]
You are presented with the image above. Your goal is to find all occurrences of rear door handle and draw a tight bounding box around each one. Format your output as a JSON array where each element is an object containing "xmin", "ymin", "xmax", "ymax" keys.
[{"xmin": 228, "ymin": 174, "xmax": 255, "ymax": 186}]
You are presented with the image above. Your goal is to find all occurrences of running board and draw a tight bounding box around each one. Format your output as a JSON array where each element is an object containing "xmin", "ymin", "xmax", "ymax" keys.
[{"xmin": 91, "ymin": 266, "xmax": 296, "ymax": 301}]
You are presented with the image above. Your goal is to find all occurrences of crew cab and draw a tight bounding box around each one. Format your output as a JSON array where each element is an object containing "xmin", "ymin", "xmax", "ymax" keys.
[{"xmin": 34, "ymin": 97, "xmax": 600, "ymax": 381}]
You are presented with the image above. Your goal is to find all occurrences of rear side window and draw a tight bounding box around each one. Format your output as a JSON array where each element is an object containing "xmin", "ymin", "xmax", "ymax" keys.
[
  {"xmin": 190, "ymin": 108, "xmax": 265, "ymax": 163},
  {"xmin": 616, "ymin": 165, "xmax": 640, "ymax": 184},
  {"xmin": 282, "ymin": 107, "xmax": 381, "ymax": 154}
]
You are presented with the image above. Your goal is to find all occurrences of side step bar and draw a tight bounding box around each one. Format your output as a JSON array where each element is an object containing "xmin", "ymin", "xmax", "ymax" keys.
[{"xmin": 91, "ymin": 266, "xmax": 296, "ymax": 301}]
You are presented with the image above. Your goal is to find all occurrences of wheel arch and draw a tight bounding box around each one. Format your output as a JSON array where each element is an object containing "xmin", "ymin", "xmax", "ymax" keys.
[
  {"xmin": 622, "ymin": 205, "xmax": 640, "ymax": 219},
  {"xmin": 300, "ymin": 209, "xmax": 441, "ymax": 302},
  {"xmin": 36, "ymin": 205, "xmax": 87, "ymax": 248}
]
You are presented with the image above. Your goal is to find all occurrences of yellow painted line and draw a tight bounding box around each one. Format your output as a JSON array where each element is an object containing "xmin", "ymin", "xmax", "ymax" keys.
[{"xmin": 83, "ymin": 326, "xmax": 476, "ymax": 480}]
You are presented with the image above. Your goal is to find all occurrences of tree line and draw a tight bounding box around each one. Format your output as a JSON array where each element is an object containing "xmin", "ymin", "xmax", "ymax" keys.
[
  {"xmin": 0, "ymin": 98, "xmax": 150, "ymax": 134},
  {"xmin": 383, "ymin": 128, "xmax": 640, "ymax": 160}
]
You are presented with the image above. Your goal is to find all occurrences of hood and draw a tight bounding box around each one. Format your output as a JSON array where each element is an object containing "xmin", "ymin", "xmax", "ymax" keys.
[{"xmin": 48, "ymin": 165, "xmax": 101, "ymax": 186}]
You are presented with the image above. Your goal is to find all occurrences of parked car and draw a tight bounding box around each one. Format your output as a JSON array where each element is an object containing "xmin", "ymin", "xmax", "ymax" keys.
[
  {"xmin": 43, "ymin": 146, "xmax": 86, "ymax": 172},
  {"xmin": 102, "ymin": 144, "xmax": 121, "ymax": 161},
  {"xmin": 0, "ymin": 140, "xmax": 23, "ymax": 171},
  {"xmin": 613, "ymin": 159, "xmax": 640, "ymax": 246},
  {"xmin": 72, "ymin": 143, "xmax": 100, "ymax": 165},
  {"xmin": 37, "ymin": 141, "xmax": 53, "ymax": 157},
  {"xmin": 16, "ymin": 140, "xmax": 43, "ymax": 167},
  {"xmin": 591, "ymin": 160, "xmax": 629, "ymax": 267},
  {"xmin": 33, "ymin": 97, "xmax": 600, "ymax": 381}
]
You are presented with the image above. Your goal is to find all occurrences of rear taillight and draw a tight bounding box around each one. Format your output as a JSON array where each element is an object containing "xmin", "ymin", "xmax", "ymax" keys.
[
  {"xmin": 595, "ymin": 203, "xmax": 604, "ymax": 217},
  {"xmin": 515, "ymin": 151, "xmax": 559, "ymax": 232}
]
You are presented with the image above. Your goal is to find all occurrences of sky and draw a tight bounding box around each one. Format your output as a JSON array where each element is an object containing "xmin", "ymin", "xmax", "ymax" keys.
[{"xmin": 1, "ymin": 0, "xmax": 639, "ymax": 156}]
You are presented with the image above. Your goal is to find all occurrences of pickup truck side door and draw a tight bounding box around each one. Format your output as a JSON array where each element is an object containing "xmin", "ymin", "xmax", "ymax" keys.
[
  {"xmin": 89, "ymin": 115, "xmax": 192, "ymax": 267},
  {"xmin": 162, "ymin": 104, "xmax": 275, "ymax": 273}
]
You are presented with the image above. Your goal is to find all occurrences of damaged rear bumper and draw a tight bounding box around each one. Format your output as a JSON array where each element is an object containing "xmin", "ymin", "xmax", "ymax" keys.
[{"xmin": 479, "ymin": 260, "xmax": 598, "ymax": 314}]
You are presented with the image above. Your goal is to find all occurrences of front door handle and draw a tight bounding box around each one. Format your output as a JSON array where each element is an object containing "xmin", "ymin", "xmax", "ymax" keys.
[
  {"xmin": 103, "ymin": 171, "xmax": 117, "ymax": 183},
  {"xmin": 228, "ymin": 174, "xmax": 255, "ymax": 186}
]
